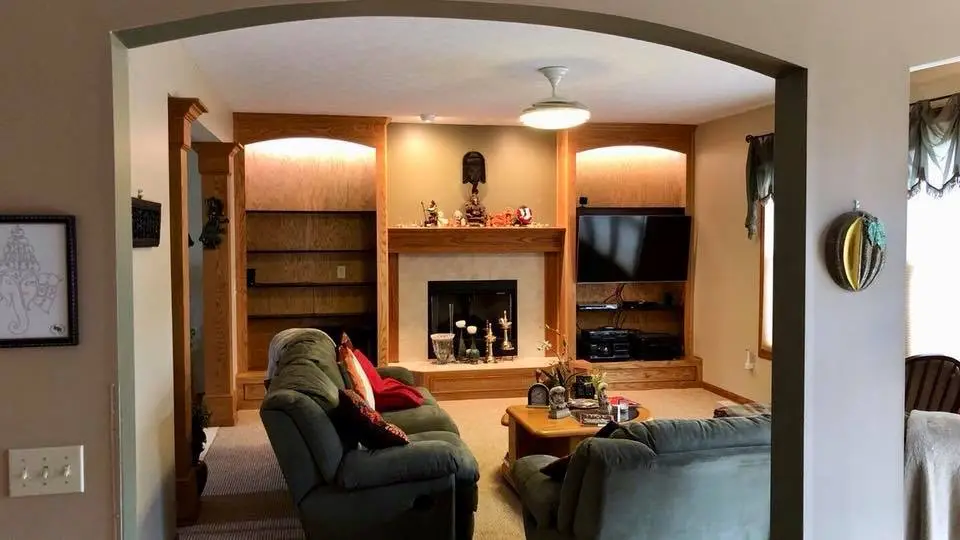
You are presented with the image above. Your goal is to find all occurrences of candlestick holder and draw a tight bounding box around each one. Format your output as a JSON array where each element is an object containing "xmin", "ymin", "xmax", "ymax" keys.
[
  {"xmin": 465, "ymin": 325, "xmax": 481, "ymax": 364},
  {"xmin": 498, "ymin": 310, "xmax": 515, "ymax": 352},
  {"xmin": 484, "ymin": 321, "xmax": 498, "ymax": 363}
]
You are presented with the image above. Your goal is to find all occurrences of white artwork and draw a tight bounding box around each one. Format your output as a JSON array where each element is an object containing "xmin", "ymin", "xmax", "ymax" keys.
[{"xmin": 0, "ymin": 219, "xmax": 76, "ymax": 346}]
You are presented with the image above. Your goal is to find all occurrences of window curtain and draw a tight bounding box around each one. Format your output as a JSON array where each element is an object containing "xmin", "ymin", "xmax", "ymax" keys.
[
  {"xmin": 745, "ymin": 133, "xmax": 775, "ymax": 239},
  {"xmin": 909, "ymin": 96, "xmax": 960, "ymax": 198}
]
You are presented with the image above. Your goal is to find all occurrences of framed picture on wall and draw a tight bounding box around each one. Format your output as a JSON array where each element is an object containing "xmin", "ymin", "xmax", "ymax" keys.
[{"xmin": 0, "ymin": 215, "xmax": 78, "ymax": 347}]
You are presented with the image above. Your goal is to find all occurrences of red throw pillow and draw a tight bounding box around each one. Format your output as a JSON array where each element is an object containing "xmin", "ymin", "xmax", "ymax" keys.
[
  {"xmin": 352, "ymin": 346, "xmax": 425, "ymax": 412},
  {"xmin": 332, "ymin": 389, "xmax": 409, "ymax": 450},
  {"xmin": 377, "ymin": 378, "xmax": 425, "ymax": 411}
]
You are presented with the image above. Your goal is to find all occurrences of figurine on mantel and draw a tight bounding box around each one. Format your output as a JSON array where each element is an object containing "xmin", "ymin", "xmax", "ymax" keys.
[
  {"xmin": 463, "ymin": 193, "xmax": 487, "ymax": 227},
  {"xmin": 421, "ymin": 200, "xmax": 440, "ymax": 227}
]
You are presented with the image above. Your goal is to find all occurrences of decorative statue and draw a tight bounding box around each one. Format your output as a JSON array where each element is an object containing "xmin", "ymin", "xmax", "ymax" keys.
[
  {"xmin": 453, "ymin": 210, "xmax": 466, "ymax": 227},
  {"xmin": 463, "ymin": 193, "xmax": 487, "ymax": 227},
  {"xmin": 422, "ymin": 200, "xmax": 440, "ymax": 227},
  {"xmin": 597, "ymin": 382, "xmax": 610, "ymax": 413},
  {"xmin": 462, "ymin": 151, "xmax": 486, "ymax": 195},
  {"xmin": 515, "ymin": 205, "xmax": 534, "ymax": 226},
  {"xmin": 548, "ymin": 386, "xmax": 570, "ymax": 419}
]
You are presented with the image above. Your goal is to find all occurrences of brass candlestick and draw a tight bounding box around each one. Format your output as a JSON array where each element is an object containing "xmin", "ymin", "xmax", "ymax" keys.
[
  {"xmin": 484, "ymin": 321, "xmax": 498, "ymax": 363},
  {"xmin": 499, "ymin": 310, "xmax": 515, "ymax": 352}
]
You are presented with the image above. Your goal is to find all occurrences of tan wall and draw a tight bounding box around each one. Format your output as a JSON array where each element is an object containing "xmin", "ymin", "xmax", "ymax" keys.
[
  {"xmin": 693, "ymin": 105, "xmax": 774, "ymax": 403},
  {"xmin": 387, "ymin": 123, "xmax": 557, "ymax": 226},
  {"xmin": 126, "ymin": 41, "xmax": 233, "ymax": 540}
]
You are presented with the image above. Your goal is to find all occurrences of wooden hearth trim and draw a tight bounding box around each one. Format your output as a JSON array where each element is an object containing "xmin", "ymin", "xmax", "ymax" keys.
[{"xmin": 387, "ymin": 227, "xmax": 565, "ymax": 254}]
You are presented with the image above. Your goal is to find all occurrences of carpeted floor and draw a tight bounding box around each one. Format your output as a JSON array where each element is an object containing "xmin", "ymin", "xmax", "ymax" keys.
[{"xmin": 177, "ymin": 389, "xmax": 723, "ymax": 539}]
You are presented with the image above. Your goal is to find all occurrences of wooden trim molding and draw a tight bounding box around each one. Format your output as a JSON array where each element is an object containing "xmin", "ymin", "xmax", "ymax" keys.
[
  {"xmin": 702, "ymin": 382, "xmax": 753, "ymax": 404},
  {"xmin": 569, "ymin": 122, "xmax": 696, "ymax": 154},
  {"xmin": 234, "ymin": 112, "xmax": 389, "ymax": 147},
  {"xmin": 387, "ymin": 227, "xmax": 565, "ymax": 254},
  {"xmin": 168, "ymin": 96, "xmax": 206, "ymax": 526}
]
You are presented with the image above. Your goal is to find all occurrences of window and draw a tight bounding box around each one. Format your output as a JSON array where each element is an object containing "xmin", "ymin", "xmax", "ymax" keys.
[
  {"xmin": 906, "ymin": 190, "xmax": 960, "ymax": 357},
  {"xmin": 759, "ymin": 200, "xmax": 774, "ymax": 358}
]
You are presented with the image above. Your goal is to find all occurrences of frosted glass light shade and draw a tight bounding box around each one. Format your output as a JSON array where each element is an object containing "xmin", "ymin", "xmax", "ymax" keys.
[{"xmin": 519, "ymin": 101, "xmax": 591, "ymax": 130}]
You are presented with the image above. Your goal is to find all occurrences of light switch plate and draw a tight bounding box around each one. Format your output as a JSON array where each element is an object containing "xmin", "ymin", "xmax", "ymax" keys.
[
  {"xmin": 8, "ymin": 445, "xmax": 84, "ymax": 497},
  {"xmin": 336, "ymin": 265, "xmax": 346, "ymax": 279}
]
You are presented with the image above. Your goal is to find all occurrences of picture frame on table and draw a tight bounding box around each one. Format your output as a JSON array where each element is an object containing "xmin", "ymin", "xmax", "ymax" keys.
[{"xmin": 0, "ymin": 215, "xmax": 78, "ymax": 348}]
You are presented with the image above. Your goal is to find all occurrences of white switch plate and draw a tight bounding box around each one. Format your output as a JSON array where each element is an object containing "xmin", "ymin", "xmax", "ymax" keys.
[
  {"xmin": 8, "ymin": 445, "xmax": 84, "ymax": 497},
  {"xmin": 336, "ymin": 265, "xmax": 346, "ymax": 279}
]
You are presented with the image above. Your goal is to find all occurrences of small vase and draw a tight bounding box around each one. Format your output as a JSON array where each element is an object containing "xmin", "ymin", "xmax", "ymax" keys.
[
  {"xmin": 456, "ymin": 329, "xmax": 466, "ymax": 361},
  {"xmin": 430, "ymin": 333, "xmax": 456, "ymax": 364}
]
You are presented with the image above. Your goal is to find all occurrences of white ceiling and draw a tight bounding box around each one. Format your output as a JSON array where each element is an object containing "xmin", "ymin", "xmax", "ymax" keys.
[{"xmin": 181, "ymin": 17, "xmax": 774, "ymax": 126}]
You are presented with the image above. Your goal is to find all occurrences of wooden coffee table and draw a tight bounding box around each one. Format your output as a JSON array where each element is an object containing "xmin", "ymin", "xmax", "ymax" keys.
[{"xmin": 499, "ymin": 404, "xmax": 652, "ymax": 488}]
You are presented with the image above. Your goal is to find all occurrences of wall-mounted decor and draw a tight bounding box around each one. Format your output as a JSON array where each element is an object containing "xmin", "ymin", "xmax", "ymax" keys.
[
  {"xmin": 131, "ymin": 195, "xmax": 162, "ymax": 248},
  {"xmin": 0, "ymin": 215, "xmax": 78, "ymax": 347},
  {"xmin": 198, "ymin": 196, "xmax": 229, "ymax": 250},
  {"xmin": 462, "ymin": 151, "xmax": 486, "ymax": 195},
  {"xmin": 824, "ymin": 201, "xmax": 887, "ymax": 291}
]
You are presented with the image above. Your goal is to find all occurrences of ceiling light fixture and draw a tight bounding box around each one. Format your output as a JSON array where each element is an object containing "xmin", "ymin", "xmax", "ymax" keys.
[
  {"xmin": 420, "ymin": 113, "xmax": 437, "ymax": 123},
  {"xmin": 519, "ymin": 66, "xmax": 591, "ymax": 130}
]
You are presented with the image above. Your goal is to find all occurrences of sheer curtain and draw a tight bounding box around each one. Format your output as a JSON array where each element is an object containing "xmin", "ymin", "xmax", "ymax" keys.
[{"xmin": 906, "ymin": 96, "xmax": 960, "ymax": 357}]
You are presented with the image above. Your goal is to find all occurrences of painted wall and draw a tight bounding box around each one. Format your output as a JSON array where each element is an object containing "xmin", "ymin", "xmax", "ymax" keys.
[
  {"xmin": 387, "ymin": 123, "xmax": 557, "ymax": 225},
  {"xmin": 693, "ymin": 105, "xmax": 774, "ymax": 403},
  {"xmin": 125, "ymin": 41, "xmax": 232, "ymax": 540},
  {"xmin": 188, "ymin": 150, "xmax": 204, "ymax": 393},
  {"xmin": 6, "ymin": 1, "xmax": 960, "ymax": 538}
]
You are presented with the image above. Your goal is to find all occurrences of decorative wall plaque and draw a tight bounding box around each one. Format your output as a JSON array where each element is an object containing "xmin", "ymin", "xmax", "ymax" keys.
[
  {"xmin": 824, "ymin": 201, "xmax": 886, "ymax": 291},
  {"xmin": 131, "ymin": 197, "xmax": 162, "ymax": 248}
]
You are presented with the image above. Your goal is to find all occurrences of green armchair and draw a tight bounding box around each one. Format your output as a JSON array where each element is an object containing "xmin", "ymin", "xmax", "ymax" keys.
[
  {"xmin": 261, "ymin": 329, "xmax": 479, "ymax": 540},
  {"xmin": 511, "ymin": 415, "xmax": 772, "ymax": 540}
]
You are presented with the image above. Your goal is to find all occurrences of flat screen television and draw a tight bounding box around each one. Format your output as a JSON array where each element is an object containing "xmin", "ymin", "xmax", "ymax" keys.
[{"xmin": 576, "ymin": 209, "xmax": 691, "ymax": 283}]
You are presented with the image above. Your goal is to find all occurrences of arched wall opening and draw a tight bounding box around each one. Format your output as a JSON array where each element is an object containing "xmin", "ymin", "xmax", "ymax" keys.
[{"xmin": 112, "ymin": 2, "xmax": 806, "ymax": 538}]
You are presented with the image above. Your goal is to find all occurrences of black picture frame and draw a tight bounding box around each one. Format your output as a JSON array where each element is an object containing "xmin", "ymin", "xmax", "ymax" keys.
[{"xmin": 0, "ymin": 215, "xmax": 79, "ymax": 348}]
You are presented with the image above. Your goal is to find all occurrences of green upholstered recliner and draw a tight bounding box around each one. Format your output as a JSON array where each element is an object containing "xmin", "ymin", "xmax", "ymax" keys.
[
  {"xmin": 260, "ymin": 330, "xmax": 479, "ymax": 540},
  {"xmin": 511, "ymin": 415, "xmax": 771, "ymax": 540}
]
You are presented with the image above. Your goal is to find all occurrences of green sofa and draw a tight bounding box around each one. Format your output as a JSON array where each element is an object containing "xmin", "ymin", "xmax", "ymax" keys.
[
  {"xmin": 260, "ymin": 330, "xmax": 479, "ymax": 540},
  {"xmin": 511, "ymin": 415, "xmax": 771, "ymax": 540}
]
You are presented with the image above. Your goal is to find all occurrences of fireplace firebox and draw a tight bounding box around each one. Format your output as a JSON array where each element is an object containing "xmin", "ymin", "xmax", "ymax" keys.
[{"xmin": 426, "ymin": 279, "xmax": 519, "ymax": 359}]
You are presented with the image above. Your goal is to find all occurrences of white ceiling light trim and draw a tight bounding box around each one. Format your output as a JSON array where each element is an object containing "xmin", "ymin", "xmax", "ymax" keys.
[{"xmin": 519, "ymin": 66, "xmax": 591, "ymax": 130}]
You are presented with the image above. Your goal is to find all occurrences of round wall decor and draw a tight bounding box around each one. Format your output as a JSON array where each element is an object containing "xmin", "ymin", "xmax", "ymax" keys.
[{"xmin": 824, "ymin": 201, "xmax": 886, "ymax": 291}]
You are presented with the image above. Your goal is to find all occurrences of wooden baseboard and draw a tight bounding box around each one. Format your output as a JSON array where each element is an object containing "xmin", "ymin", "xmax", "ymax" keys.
[
  {"xmin": 205, "ymin": 393, "xmax": 238, "ymax": 426},
  {"xmin": 701, "ymin": 382, "xmax": 752, "ymax": 404}
]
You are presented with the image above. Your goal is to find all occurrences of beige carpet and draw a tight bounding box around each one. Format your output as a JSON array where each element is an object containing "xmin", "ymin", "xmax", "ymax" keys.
[{"xmin": 178, "ymin": 389, "xmax": 723, "ymax": 539}]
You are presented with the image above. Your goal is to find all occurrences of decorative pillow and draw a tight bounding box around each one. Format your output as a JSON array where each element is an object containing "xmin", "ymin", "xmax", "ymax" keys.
[
  {"xmin": 339, "ymin": 334, "xmax": 375, "ymax": 408},
  {"xmin": 331, "ymin": 389, "xmax": 409, "ymax": 450},
  {"xmin": 350, "ymin": 346, "xmax": 425, "ymax": 412},
  {"xmin": 540, "ymin": 420, "xmax": 621, "ymax": 481}
]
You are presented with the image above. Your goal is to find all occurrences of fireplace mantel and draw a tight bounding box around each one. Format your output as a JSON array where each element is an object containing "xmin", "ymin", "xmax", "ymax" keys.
[{"xmin": 388, "ymin": 227, "xmax": 565, "ymax": 254}]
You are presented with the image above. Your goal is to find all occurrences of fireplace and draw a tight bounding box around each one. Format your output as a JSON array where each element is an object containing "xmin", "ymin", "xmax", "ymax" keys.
[{"xmin": 426, "ymin": 279, "xmax": 519, "ymax": 359}]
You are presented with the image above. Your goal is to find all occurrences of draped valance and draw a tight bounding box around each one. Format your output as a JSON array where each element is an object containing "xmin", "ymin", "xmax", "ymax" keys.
[
  {"xmin": 745, "ymin": 133, "xmax": 774, "ymax": 239},
  {"xmin": 909, "ymin": 96, "xmax": 960, "ymax": 198}
]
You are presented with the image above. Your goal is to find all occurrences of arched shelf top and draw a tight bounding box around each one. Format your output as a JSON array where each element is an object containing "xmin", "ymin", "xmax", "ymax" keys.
[
  {"xmin": 244, "ymin": 137, "xmax": 376, "ymax": 157},
  {"xmin": 576, "ymin": 145, "xmax": 686, "ymax": 159},
  {"xmin": 568, "ymin": 123, "xmax": 695, "ymax": 155},
  {"xmin": 234, "ymin": 112, "xmax": 388, "ymax": 147}
]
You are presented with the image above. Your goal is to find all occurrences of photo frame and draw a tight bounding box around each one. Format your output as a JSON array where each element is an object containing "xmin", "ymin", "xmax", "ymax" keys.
[{"xmin": 0, "ymin": 215, "xmax": 78, "ymax": 347}]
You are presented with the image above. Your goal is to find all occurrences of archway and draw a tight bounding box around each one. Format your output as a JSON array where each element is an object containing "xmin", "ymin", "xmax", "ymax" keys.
[{"xmin": 113, "ymin": 2, "xmax": 806, "ymax": 537}]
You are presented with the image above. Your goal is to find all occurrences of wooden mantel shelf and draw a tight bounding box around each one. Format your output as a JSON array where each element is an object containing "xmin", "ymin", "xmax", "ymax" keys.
[{"xmin": 388, "ymin": 227, "xmax": 565, "ymax": 254}]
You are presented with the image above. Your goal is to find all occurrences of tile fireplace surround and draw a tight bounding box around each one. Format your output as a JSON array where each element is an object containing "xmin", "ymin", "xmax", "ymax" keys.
[{"xmin": 396, "ymin": 253, "xmax": 546, "ymax": 362}]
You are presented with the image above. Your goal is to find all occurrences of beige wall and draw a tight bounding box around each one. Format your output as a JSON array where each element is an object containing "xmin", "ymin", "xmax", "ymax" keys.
[
  {"xmin": 8, "ymin": 0, "xmax": 960, "ymax": 537},
  {"xmin": 693, "ymin": 105, "xmax": 774, "ymax": 403},
  {"xmin": 125, "ymin": 41, "xmax": 232, "ymax": 540},
  {"xmin": 387, "ymin": 123, "xmax": 557, "ymax": 225},
  {"xmin": 396, "ymin": 253, "xmax": 546, "ymax": 361}
]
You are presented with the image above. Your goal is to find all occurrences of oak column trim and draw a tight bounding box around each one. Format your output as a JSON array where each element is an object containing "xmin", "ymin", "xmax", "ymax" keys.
[
  {"xmin": 168, "ymin": 96, "xmax": 206, "ymax": 526},
  {"xmin": 193, "ymin": 142, "xmax": 242, "ymax": 427},
  {"xmin": 376, "ymin": 122, "xmax": 390, "ymax": 364},
  {"xmin": 234, "ymin": 149, "xmax": 248, "ymax": 380}
]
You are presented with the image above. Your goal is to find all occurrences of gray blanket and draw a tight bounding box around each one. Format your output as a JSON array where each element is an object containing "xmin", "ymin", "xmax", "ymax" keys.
[{"xmin": 906, "ymin": 410, "xmax": 960, "ymax": 540}]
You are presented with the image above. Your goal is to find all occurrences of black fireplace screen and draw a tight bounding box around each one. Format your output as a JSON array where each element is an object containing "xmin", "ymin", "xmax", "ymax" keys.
[{"xmin": 426, "ymin": 279, "xmax": 518, "ymax": 359}]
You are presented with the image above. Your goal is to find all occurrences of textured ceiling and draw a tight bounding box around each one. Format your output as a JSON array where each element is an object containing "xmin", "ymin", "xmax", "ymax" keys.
[{"xmin": 181, "ymin": 17, "xmax": 775, "ymax": 125}]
